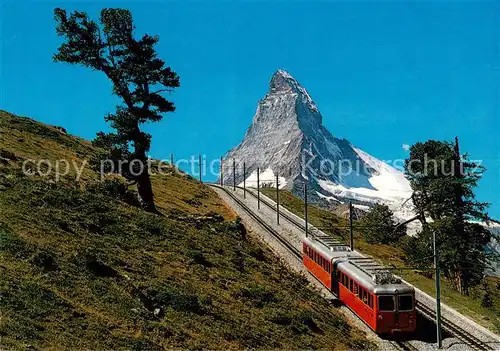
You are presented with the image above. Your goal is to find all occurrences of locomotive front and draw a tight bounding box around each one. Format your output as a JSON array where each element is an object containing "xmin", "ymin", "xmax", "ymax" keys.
[{"xmin": 373, "ymin": 284, "xmax": 416, "ymax": 334}]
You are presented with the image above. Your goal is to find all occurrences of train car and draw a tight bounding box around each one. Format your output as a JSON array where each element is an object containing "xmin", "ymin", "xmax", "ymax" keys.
[{"xmin": 302, "ymin": 236, "xmax": 416, "ymax": 334}]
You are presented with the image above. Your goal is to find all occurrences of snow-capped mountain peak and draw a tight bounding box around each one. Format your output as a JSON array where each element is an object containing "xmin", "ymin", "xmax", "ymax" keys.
[
  {"xmin": 269, "ymin": 69, "xmax": 321, "ymax": 117},
  {"xmin": 222, "ymin": 69, "xmax": 411, "ymax": 211}
]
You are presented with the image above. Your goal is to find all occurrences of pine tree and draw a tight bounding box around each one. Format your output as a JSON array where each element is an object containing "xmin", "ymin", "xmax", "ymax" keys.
[
  {"xmin": 358, "ymin": 204, "xmax": 405, "ymax": 244},
  {"xmin": 53, "ymin": 8, "xmax": 179, "ymax": 212},
  {"xmin": 404, "ymin": 139, "xmax": 492, "ymax": 294}
]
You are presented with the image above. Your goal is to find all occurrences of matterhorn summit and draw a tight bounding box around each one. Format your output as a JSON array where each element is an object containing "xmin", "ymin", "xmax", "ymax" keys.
[{"xmin": 222, "ymin": 70, "xmax": 412, "ymax": 212}]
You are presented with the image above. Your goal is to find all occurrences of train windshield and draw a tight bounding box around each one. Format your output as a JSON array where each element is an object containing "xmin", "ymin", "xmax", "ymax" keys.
[
  {"xmin": 378, "ymin": 295, "xmax": 395, "ymax": 311},
  {"xmin": 398, "ymin": 295, "xmax": 413, "ymax": 311}
]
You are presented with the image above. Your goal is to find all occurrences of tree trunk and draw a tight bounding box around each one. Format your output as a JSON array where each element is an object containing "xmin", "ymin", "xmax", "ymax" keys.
[{"xmin": 137, "ymin": 167, "xmax": 156, "ymax": 213}]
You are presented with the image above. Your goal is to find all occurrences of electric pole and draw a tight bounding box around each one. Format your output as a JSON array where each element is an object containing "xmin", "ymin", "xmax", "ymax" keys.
[
  {"xmin": 243, "ymin": 162, "xmax": 246, "ymax": 198},
  {"xmin": 276, "ymin": 174, "xmax": 280, "ymax": 225},
  {"xmin": 434, "ymin": 229, "xmax": 442, "ymax": 348},
  {"xmin": 304, "ymin": 183, "xmax": 308, "ymax": 238},
  {"xmin": 220, "ymin": 157, "xmax": 223, "ymax": 186},
  {"xmin": 233, "ymin": 158, "xmax": 236, "ymax": 191},
  {"xmin": 198, "ymin": 154, "xmax": 202, "ymax": 183},
  {"xmin": 257, "ymin": 167, "xmax": 260, "ymax": 210},
  {"xmin": 349, "ymin": 201, "xmax": 354, "ymax": 250}
]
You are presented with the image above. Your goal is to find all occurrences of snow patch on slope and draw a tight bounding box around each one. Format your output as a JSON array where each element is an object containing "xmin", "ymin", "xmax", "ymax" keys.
[
  {"xmin": 353, "ymin": 147, "xmax": 412, "ymax": 196},
  {"xmin": 239, "ymin": 168, "xmax": 287, "ymax": 189}
]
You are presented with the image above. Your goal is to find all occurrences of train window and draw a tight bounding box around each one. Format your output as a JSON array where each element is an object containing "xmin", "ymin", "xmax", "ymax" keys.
[
  {"xmin": 349, "ymin": 279, "xmax": 353, "ymax": 292},
  {"xmin": 368, "ymin": 294, "xmax": 373, "ymax": 308},
  {"xmin": 378, "ymin": 296, "xmax": 395, "ymax": 311},
  {"xmin": 354, "ymin": 283, "xmax": 358, "ymax": 295},
  {"xmin": 398, "ymin": 295, "xmax": 413, "ymax": 311}
]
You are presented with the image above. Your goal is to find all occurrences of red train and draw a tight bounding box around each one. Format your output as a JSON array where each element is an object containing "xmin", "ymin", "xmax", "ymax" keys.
[{"xmin": 302, "ymin": 236, "xmax": 416, "ymax": 334}]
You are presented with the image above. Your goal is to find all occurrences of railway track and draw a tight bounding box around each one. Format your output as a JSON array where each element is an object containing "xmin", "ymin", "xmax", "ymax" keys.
[
  {"xmin": 232, "ymin": 185, "xmax": 325, "ymax": 237},
  {"xmin": 209, "ymin": 184, "xmax": 419, "ymax": 351},
  {"xmin": 216, "ymin": 184, "xmax": 495, "ymax": 351},
  {"xmin": 209, "ymin": 184, "xmax": 302, "ymax": 259},
  {"xmin": 416, "ymin": 303, "xmax": 493, "ymax": 351}
]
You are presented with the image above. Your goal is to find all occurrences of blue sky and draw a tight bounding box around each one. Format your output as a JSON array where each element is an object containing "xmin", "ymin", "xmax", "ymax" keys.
[{"xmin": 1, "ymin": 1, "xmax": 499, "ymax": 218}]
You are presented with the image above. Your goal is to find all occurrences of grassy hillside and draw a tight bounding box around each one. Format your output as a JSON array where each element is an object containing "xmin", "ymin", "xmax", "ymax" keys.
[
  {"xmin": 261, "ymin": 188, "xmax": 500, "ymax": 333},
  {"xmin": 0, "ymin": 111, "xmax": 374, "ymax": 350}
]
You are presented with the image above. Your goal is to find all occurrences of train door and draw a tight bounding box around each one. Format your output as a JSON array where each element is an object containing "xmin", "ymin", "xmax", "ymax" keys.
[
  {"xmin": 332, "ymin": 263, "xmax": 339, "ymax": 296},
  {"xmin": 376, "ymin": 295, "xmax": 396, "ymax": 333},
  {"xmin": 396, "ymin": 294, "xmax": 413, "ymax": 329}
]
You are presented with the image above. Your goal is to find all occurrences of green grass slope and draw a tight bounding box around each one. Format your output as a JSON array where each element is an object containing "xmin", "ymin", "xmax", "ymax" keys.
[
  {"xmin": 261, "ymin": 187, "xmax": 500, "ymax": 334},
  {"xmin": 0, "ymin": 111, "xmax": 374, "ymax": 350}
]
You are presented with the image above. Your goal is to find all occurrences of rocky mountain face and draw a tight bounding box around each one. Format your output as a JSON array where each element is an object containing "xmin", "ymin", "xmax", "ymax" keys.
[{"xmin": 222, "ymin": 69, "xmax": 412, "ymax": 210}]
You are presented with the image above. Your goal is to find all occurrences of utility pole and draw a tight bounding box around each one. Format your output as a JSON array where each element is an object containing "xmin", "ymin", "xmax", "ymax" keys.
[
  {"xmin": 433, "ymin": 230, "xmax": 442, "ymax": 348},
  {"xmin": 276, "ymin": 174, "xmax": 280, "ymax": 225},
  {"xmin": 198, "ymin": 154, "xmax": 202, "ymax": 183},
  {"xmin": 304, "ymin": 183, "xmax": 308, "ymax": 238},
  {"xmin": 170, "ymin": 153, "xmax": 174, "ymax": 166},
  {"xmin": 232, "ymin": 158, "xmax": 236, "ymax": 191},
  {"xmin": 257, "ymin": 167, "xmax": 260, "ymax": 210},
  {"xmin": 220, "ymin": 157, "xmax": 223, "ymax": 186},
  {"xmin": 243, "ymin": 162, "xmax": 246, "ymax": 199},
  {"xmin": 349, "ymin": 201, "xmax": 354, "ymax": 250}
]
